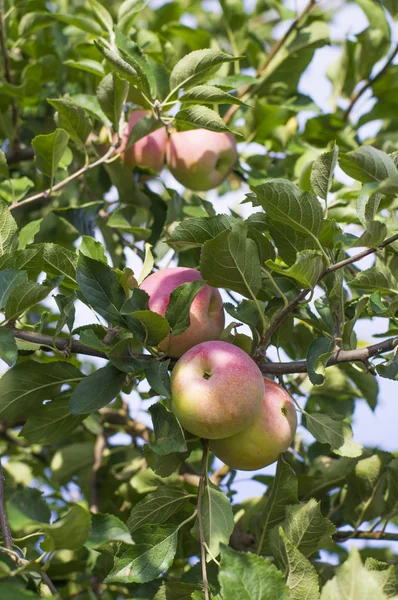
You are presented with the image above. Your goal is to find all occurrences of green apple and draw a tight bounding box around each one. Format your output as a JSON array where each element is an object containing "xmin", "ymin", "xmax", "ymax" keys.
[
  {"xmin": 139, "ymin": 267, "xmax": 224, "ymax": 357},
  {"xmin": 166, "ymin": 129, "xmax": 238, "ymax": 191},
  {"xmin": 170, "ymin": 341, "xmax": 264, "ymax": 439},
  {"xmin": 210, "ymin": 378, "xmax": 297, "ymax": 470}
]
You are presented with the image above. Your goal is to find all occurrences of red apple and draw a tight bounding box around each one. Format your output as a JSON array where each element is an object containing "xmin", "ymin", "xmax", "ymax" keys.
[
  {"xmin": 139, "ymin": 267, "xmax": 224, "ymax": 357},
  {"xmin": 118, "ymin": 110, "xmax": 168, "ymax": 172},
  {"xmin": 170, "ymin": 341, "xmax": 265, "ymax": 439},
  {"xmin": 210, "ymin": 378, "xmax": 297, "ymax": 470},
  {"xmin": 166, "ymin": 129, "xmax": 238, "ymax": 191}
]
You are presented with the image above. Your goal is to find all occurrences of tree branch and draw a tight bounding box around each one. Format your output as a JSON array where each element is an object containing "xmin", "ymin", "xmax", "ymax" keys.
[
  {"xmin": 90, "ymin": 433, "xmax": 106, "ymax": 513},
  {"xmin": 224, "ymin": 0, "xmax": 317, "ymax": 125},
  {"xmin": 0, "ymin": 461, "xmax": 13, "ymax": 551},
  {"xmin": 9, "ymin": 144, "xmax": 118, "ymax": 212},
  {"xmin": 5, "ymin": 146, "xmax": 34, "ymax": 165},
  {"xmin": 197, "ymin": 441, "xmax": 210, "ymax": 600},
  {"xmin": 257, "ymin": 231, "xmax": 398, "ymax": 353},
  {"xmin": 257, "ymin": 335, "xmax": 398, "ymax": 375},
  {"xmin": 334, "ymin": 529, "xmax": 398, "ymax": 542},
  {"xmin": 344, "ymin": 44, "xmax": 398, "ymax": 122}
]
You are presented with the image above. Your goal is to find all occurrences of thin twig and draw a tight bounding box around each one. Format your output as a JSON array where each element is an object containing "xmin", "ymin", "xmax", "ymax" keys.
[
  {"xmin": 90, "ymin": 433, "xmax": 106, "ymax": 513},
  {"xmin": 197, "ymin": 441, "xmax": 210, "ymax": 600},
  {"xmin": 0, "ymin": 461, "xmax": 12, "ymax": 550},
  {"xmin": 224, "ymin": 0, "xmax": 317, "ymax": 125},
  {"xmin": 9, "ymin": 145, "xmax": 117, "ymax": 211},
  {"xmin": 344, "ymin": 44, "xmax": 398, "ymax": 122}
]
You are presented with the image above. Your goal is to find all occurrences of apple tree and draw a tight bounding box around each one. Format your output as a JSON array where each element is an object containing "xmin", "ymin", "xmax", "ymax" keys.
[{"xmin": 1, "ymin": 0, "xmax": 398, "ymax": 598}]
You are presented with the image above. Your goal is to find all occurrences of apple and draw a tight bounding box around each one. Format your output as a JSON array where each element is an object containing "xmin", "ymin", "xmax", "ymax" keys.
[
  {"xmin": 210, "ymin": 378, "xmax": 297, "ymax": 470},
  {"xmin": 170, "ymin": 341, "xmax": 265, "ymax": 439},
  {"xmin": 166, "ymin": 129, "xmax": 238, "ymax": 191},
  {"xmin": 139, "ymin": 267, "xmax": 225, "ymax": 357},
  {"xmin": 118, "ymin": 110, "xmax": 168, "ymax": 173}
]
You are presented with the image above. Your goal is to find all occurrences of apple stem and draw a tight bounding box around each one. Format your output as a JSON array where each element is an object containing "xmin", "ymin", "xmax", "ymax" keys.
[{"xmin": 197, "ymin": 440, "xmax": 210, "ymax": 600}]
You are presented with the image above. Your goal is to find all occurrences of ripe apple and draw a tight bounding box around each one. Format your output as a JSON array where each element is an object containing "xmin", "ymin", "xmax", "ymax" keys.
[
  {"xmin": 166, "ymin": 129, "xmax": 238, "ymax": 191},
  {"xmin": 210, "ymin": 378, "xmax": 297, "ymax": 470},
  {"xmin": 118, "ymin": 110, "xmax": 168, "ymax": 172},
  {"xmin": 139, "ymin": 267, "xmax": 225, "ymax": 357},
  {"xmin": 170, "ymin": 341, "xmax": 265, "ymax": 439}
]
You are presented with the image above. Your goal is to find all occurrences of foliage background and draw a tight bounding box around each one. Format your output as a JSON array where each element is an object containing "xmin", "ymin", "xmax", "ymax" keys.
[{"xmin": 2, "ymin": 0, "xmax": 398, "ymax": 598}]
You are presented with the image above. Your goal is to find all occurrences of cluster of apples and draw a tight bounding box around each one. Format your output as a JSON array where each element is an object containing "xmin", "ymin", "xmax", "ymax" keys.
[
  {"xmin": 140, "ymin": 267, "xmax": 297, "ymax": 471},
  {"xmin": 117, "ymin": 110, "xmax": 238, "ymax": 191}
]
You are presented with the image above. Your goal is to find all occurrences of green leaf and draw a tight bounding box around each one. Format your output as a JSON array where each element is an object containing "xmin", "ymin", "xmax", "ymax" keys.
[
  {"xmin": 271, "ymin": 528, "xmax": 320, "ymax": 600},
  {"xmin": 118, "ymin": 0, "xmax": 149, "ymax": 33},
  {"xmin": 47, "ymin": 98, "xmax": 92, "ymax": 146},
  {"xmin": 0, "ymin": 268, "xmax": 28, "ymax": 308},
  {"xmin": 108, "ymin": 336, "xmax": 150, "ymax": 373},
  {"xmin": 0, "ymin": 327, "xmax": 18, "ymax": 366},
  {"xmin": 180, "ymin": 85, "xmax": 246, "ymax": 106},
  {"xmin": 255, "ymin": 459, "xmax": 298, "ymax": 555},
  {"xmin": 0, "ymin": 199, "xmax": 17, "ymax": 256},
  {"xmin": 89, "ymin": 0, "xmax": 113, "ymax": 34},
  {"xmin": 69, "ymin": 364, "xmax": 126, "ymax": 414},
  {"xmin": 97, "ymin": 72, "xmax": 129, "ymax": 131},
  {"xmin": 105, "ymin": 523, "xmax": 179, "ymax": 584},
  {"xmin": 41, "ymin": 505, "xmax": 91, "ymax": 551},
  {"xmin": 7, "ymin": 488, "xmax": 51, "ymax": 529},
  {"xmin": 191, "ymin": 481, "xmax": 234, "ymax": 559},
  {"xmin": 127, "ymin": 486, "xmax": 192, "ymax": 533},
  {"xmin": 94, "ymin": 41, "xmax": 141, "ymax": 91},
  {"xmin": 5, "ymin": 281, "xmax": 52, "ymax": 320},
  {"xmin": 254, "ymin": 180, "xmax": 323, "ymax": 243},
  {"xmin": 78, "ymin": 236, "xmax": 107, "ymax": 263},
  {"xmin": 51, "ymin": 12, "xmax": 102, "ymax": 34},
  {"xmin": 169, "ymin": 49, "xmax": 239, "ymax": 95},
  {"xmin": 77, "ymin": 254, "xmax": 128, "ymax": 327},
  {"xmin": 304, "ymin": 412, "xmax": 363, "ymax": 458},
  {"xmin": 21, "ymin": 397, "xmax": 85, "ymax": 444},
  {"xmin": 365, "ymin": 557, "xmax": 398, "ymax": 597},
  {"xmin": 349, "ymin": 266, "xmax": 398, "ymax": 295},
  {"xmin": 55, "ymin": 293, "xmax": 76, "ymax": 335},
  {"xmin": 0, "ymin": 585, "xmax": 41, "ymax": 599},
  {"xmin": 310, "ymin": 143, "xmax": 339, "ymax": 200},
  {"xmin": 270, "ymin": 499, "xmax": 335, "ymax": 558},
  {"xmin": 130, "ymin": 310, "xmax": 170, "ymax": 345},
  {"xmin": 41, "ymin": 242, "xmax": 78, "ymax": 286},
  {"xmin": 154, "ymin": 582, "xmax": 202, "ymax": 600},
  {"xmin": 148, "ymin": 402, "xmax": 187, "ymax": 455},
  {"xmin": 321, "ymin": 548, "xmax": 387, "ymax": 600},
  {"xmin": 64, "ymin": 58, "xmax": 105, "ymax": 77},
  {"xmin": 137, "ymin": 242, "xmax": 154, "ymax": 285},
  {"xmin": 18, "ymin": 219, "xmax": 43, "ymax": 250},
  {"xmin": 339, "ymin": 146, "xmax": 397, "ymax": 183},
  {"xmin": 165, "ymin": 280, "xmax": 206, "ymax": 336},
  {"xmin": 344, "ymin": 454, "xmax": 386, "ymax": 526},
  {"xmin": 175, "ymin": 105, "xmax": 236, "ymax": 134},
  {"xmin": 200, "ymin": 222, "xmax": 262, "ymax": 299},
  {"xmin": 306, "ymin": 337, "xmax": 334, "ymax": 385},
  {"xmin": 0, "ymin": 177, "xmax": 34, "ymax": 204},
  {"xmin": 219, "ymin": 545, "xmax": 289, "ymax": 600},
  {"xmin": 145, "ymin": 358, "xmax": 171, "ymax": 397},
  {"xmin": 0, "ymin": 361, "xmax": 83, "ymax": 421},
  {"xmin": 86, "ymin": 513, "xmax": 133, "ymax": 548},
  {"xmin": 31, "ymin": 128, "xmax": 69, "ymax": 180},
  {"xmin": 125, "ymin": 114, "xmax": 164, "ymax": 149},
  {"xmin": 265, "ymin": 250, "xmax": 324, "ymax": 289},
  {"xmin": 0, "ymin": 149, "xmax": 10, "ymax": 179},
  {"xmin": 167, "ymin": 214, "xmax": 237, "ymax": 250}
]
